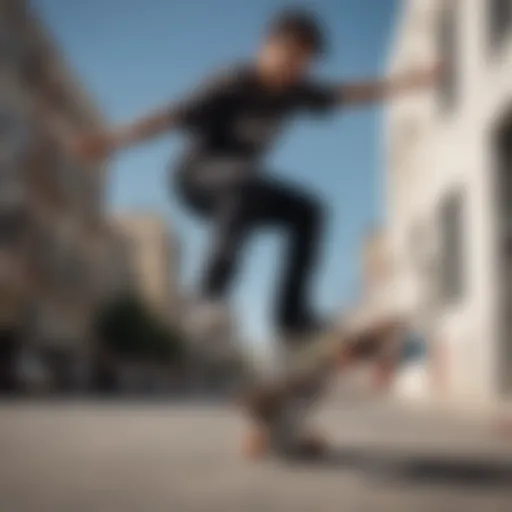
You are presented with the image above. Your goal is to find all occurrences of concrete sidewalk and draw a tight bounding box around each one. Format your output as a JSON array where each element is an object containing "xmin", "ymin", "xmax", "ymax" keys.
[{"xmin": 0, "ymin": 399, "xmax": 511, "ymax": 512}]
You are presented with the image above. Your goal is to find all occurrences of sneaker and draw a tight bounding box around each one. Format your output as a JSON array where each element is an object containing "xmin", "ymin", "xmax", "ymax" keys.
[
  {"xmin": 185, "ymin": 299, "xmax": 232, "ymax": 338},
  {"xmin": 280, "ymin": 314, "xmax": 332, "ymax": 345},
  {"xmin": 283, "ymin": 432, "xmax": 329, "ymax": 461}
]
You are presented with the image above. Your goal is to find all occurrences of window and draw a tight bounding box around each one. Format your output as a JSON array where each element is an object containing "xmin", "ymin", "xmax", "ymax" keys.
[
  {"xmin": 494, "ymin": 110, "xmax": 512, "ymax": 392},
  {"xmin": 0, "ymin": 208, "xmax": 28, "ymax": 247},
  {"xmin": 3, "ymin": 0, "xmax": 28, "ymax": 25},
  {"xmin": 439, "ymin": 191, "xmax": 465, "ymax": 303},
  {"xmin": 21, "ymin": 50, "xmax": 47, "ymax": 89},
  {"xmin": 39, "ymin": 228, "xmax": 88, "ymax": 294},
  {"xmin": 489, "ymin": 0, "xmax": 512, "ymax": 50},
  {"xmin": 495, "ymin": 113, "xmax": 512, "ymax": 241},
  {"xmin": 41, "ymin": 78, "xmax": 69, "ymax": 112},
  {"xmin": 0, "ymin": 20, "xmax": 24, "ymax": 64},
  {"xmin": 409, "ymin": 221, "xmax": 429, "ymax": 271},
  {"xmin": 438, "ymin": 1, "xmax": 458, "ymax": 111},
  {"xmin": 71, "ymin": 163, "xmax": 103, "ymax": 215},
  {"xmin": 0, "ymin": 110, "xmax": 29, "ymax": 164}
]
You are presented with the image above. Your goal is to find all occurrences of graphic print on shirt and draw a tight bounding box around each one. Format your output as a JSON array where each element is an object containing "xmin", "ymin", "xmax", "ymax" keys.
[{"xmin": 233, "ymin": 112, "xmax": 282, "ymax": 152}]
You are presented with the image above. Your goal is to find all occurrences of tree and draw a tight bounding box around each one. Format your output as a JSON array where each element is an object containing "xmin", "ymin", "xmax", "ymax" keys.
[{"xmin": 94, "ymin": 294, "xmax": 185, "ymax": 365}]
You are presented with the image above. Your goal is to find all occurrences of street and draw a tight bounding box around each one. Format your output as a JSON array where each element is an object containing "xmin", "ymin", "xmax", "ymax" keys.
[{"xmin": 0, "ymin": 399, "xmax": 511, "ymax": 511}]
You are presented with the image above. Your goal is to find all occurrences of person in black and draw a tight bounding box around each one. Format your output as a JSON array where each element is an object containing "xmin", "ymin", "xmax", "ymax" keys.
[
  {"xmin": 172, "ymin": 63, "xmax": 339, "ymax": 334},
  {"xmin": 74, "ymin": 9, "xmax": 439, "ymax": 339}
]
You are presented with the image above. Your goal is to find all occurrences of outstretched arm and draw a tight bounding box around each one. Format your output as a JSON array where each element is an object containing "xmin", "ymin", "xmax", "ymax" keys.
[
  {"xmin": 71, "ymin": 106, "xmax": 179, "ymax": 162},
  {"xmin": 335, "ymin": 65, "xmax": 441, "ymax": 107},
  {"xmin": 108, "ymin": 108, "xmax": 179, "ymax": 149},
  {"xmin": 72, "ymin": 69, "xmax": 235, "ymax": 163}
]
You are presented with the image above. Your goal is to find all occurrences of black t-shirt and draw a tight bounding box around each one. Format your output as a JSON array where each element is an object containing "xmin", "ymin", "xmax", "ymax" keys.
[{"xmin": 171, "ymin": 64, "xmax": 339, "ymax": 161}]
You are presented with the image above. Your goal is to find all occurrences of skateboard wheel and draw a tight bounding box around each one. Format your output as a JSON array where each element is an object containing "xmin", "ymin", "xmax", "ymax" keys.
[
  {"xmin": 293, "ymin": 433, "xmax": 328, "ymax": 459},
  {"xmin": 242, "ymin": 425, "xmax": 270, "ymax": 460}
]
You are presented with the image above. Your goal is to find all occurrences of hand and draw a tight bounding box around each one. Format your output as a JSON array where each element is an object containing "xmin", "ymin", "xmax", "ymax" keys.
[
  {"xmin": 69, "ymin": 132, "xmax": 115, "ymax": 163},
  {"xmin": 398, "ymin": 62, "xmax": 443, "ymax": 91}
]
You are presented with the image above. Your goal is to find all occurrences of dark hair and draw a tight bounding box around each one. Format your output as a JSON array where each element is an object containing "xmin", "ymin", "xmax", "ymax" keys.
[{"xmin": 268, "ymin": 9, "xmax": 327, "ymax": 56}]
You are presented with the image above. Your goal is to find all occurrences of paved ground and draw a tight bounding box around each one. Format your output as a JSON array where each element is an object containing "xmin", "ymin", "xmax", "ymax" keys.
[{"xmin": 0, "ymin": 398, "xmax": 512, "ymax": 512}]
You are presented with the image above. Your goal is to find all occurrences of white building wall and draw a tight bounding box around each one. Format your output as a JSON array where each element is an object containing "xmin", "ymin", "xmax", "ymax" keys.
[{"xmin": 387, "ymin": 0, "xmax": 512, "ymax": 406}]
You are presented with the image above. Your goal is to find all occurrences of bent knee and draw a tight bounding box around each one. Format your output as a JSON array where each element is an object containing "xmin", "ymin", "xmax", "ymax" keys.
[{"xmin": 297, "ymin": 193, "xmax": 327, "ymax": 229}]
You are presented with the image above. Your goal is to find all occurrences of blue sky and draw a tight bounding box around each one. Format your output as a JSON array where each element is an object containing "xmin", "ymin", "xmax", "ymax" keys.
[{"xmin": 32, "ymin": 0, "xmax": 399, "ymax": 344}]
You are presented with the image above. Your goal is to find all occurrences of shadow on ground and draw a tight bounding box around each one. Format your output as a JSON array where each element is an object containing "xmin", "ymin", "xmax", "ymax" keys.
[{"xmin": 285, "ymin": 447, "xmax": 512, "ymax": 489}]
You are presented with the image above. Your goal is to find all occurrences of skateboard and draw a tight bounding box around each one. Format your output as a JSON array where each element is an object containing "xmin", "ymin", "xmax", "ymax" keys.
[{"xmin": 241, "ymin": 315, "xmax": 405, "ymax": 459}]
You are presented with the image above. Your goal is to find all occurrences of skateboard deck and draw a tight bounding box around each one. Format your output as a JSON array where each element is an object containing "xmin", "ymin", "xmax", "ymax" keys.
[{"xmin": 241, "ymin": 315, "xmax": 405, "ymax": 435}]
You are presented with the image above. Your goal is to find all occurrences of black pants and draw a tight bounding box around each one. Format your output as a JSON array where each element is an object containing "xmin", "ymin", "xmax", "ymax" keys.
[{"xmin": 175, "ymin": 157, "xmax": 325, "ymax": 332}]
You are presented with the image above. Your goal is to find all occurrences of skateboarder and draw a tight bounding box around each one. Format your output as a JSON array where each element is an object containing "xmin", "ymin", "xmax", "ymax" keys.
[
  {"xmin": 74, "ymin": 9, "xmax": 438, "ymax": 334},
  {"xmin": 73, "ymin": 9, "xmax": 440, "ymax": 454}
]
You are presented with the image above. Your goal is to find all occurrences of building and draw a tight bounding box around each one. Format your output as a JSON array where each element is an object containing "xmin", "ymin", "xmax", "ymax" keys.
[
  {"xmin": 0, "ymin": 0, "xmax": 110, "ymax": 390},
  {"xmin": 361, "ymin": 228, "xmax": 393, "ymax": 302},
  {"xmin": 180, "ymin": 295, "xmax": 250, "ymax": 394},
  {"xmin": 112, "ymin": 213, "xmax": 181, "ymax": 321},
  {"xmin": 343, "ymin": 226, "xmax": 405, "ymax": 337},
  {"xmin": 109, "ymin": 214, "xmax": 250, "ymax": 393},
  {"xmin": 386, "ymin": 0, "xmax": 512, "ymax": 407}
]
